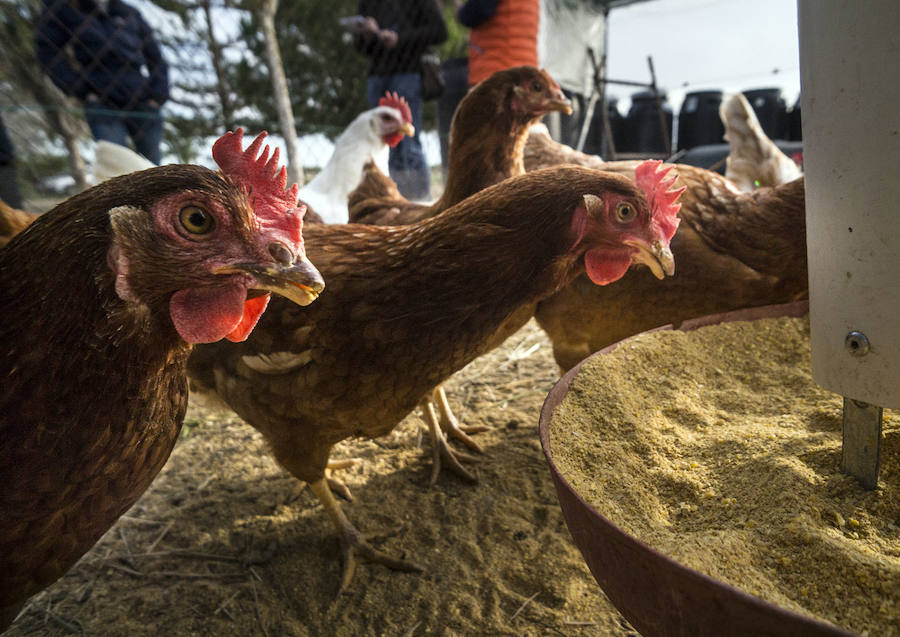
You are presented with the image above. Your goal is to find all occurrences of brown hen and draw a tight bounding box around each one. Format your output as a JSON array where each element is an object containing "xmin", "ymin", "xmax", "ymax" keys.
[
  {"xmin": 348, "ymin": 65, "xmax": 572, "ymax": 225},
  {"xmin": 187, "ymin": 162, "xmax": 682, "ymax": 594},
  {"xmin": 346, "ymin": 66, "xmax": 572, "ymax": 464},
  {"xmin": 525, "ymin": 126, "xmax": 807, "ymax": 371},
  {"xmin": 0, "ymin": 131, "xmax": 324, "ymax": 629}
]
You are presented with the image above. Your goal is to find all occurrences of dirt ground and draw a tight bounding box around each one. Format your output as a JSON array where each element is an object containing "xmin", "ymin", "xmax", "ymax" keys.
[{"xmin": 7, "ymin": 320, "xmax": 638, "ymax": 637}]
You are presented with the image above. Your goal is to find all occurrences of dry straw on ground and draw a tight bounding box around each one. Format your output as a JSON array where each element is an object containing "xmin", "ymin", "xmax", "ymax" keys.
[{"xmin": 8, "ymin": 320, "xmax": 639, "ymax": 637}]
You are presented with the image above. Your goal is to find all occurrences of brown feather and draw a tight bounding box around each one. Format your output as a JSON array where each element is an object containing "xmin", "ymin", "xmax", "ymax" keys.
[{"xmin": 0, "ymin": 198, "xmax": 39, "ymax": 248}]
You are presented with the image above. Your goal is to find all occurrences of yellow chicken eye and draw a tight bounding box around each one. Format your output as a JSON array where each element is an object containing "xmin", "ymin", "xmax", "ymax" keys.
[
  {"xmin": 616, "ymin": 202, "xmax": 637, "ymax": 223},
  {"xmin": 179, "ymin": 206, "xmax": 214, "ymax": 234}
]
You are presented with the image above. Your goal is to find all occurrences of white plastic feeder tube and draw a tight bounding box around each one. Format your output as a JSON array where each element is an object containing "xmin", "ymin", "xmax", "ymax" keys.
[{"xmin": 798, "ymin": 0, "xmax": 900, "ymax": 488}]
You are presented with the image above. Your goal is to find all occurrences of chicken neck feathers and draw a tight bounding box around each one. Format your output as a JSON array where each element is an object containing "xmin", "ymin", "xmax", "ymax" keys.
[
  {"xmin": 0, "ymin": 185, "xmax": 190, "ymax": 619},
  {"xmin": 0, "ymin": 162, "xmax": 286, "ymax": 624}
]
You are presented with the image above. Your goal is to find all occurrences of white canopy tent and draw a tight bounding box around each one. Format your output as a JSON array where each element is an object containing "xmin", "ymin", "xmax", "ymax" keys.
[
  {"xmin": 539, "ymin": 0, "xmax": 652, "ymax": 92},
  {"xmin": 538, "ymin": 0, "xmax": 662, "ymax": 156}
]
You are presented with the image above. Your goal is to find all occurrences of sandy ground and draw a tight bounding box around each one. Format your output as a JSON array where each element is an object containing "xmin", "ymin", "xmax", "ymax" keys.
[{"xmin": 7, "ymin": 320, "xmax": 637, "ymax": 637}]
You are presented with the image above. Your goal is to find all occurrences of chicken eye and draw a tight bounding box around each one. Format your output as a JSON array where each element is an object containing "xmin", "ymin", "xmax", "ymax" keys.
[
  {"xmin": 616, "ymin": 202, "xmax": 637, "ymax": 223},
  {"xmin": 532, "ymin": 81, "xmax": 543, "ymax": 92},
  {"xmin": 179, "ymin": 206, "xmax": 214, "ymax": 234}
]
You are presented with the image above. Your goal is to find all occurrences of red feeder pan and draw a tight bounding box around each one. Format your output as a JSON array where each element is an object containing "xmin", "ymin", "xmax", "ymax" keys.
[{"xmin": 539, "ymin": 300, "xmax": 859, "ymax": 637}]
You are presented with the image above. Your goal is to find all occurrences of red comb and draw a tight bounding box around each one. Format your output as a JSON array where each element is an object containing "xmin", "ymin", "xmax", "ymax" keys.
[
  {"xmin": 379, "ymin": 91, "xmax": 412, "ymax": 124},
  {"xmin": 212, "ymin": 128, "xmax": 304, "ymax": 247},
  {"xmin": 634, "ymin": 159, "xmax": 684, "ymax": 241}
]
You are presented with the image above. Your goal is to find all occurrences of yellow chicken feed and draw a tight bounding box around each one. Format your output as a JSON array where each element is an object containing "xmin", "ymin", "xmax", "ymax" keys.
[{"xmin": 550, "ymin": 315, "xmax": 899, "ymax": 635}]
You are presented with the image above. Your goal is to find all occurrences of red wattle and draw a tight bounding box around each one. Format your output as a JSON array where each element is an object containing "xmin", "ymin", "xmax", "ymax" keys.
[
  {"xmin": 226, "ymin": 294, "xmax": 270, "ymax": 342},
  {"xmin": 584, "ymin": 250, "xmax": 631, "ymax": 286},
  {"xmin": 170, "ymin": 282, "xmax": 264, "ymax": 344},
  {"xmin": 383, "ymin": 132, "xmax": 403, "ymax": 148}
]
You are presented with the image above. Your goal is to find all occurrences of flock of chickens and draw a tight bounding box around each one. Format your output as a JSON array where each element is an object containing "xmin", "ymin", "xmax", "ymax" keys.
[{"xmin": 0, "ymin": 65, "xmax": 806, "ymax": 630}]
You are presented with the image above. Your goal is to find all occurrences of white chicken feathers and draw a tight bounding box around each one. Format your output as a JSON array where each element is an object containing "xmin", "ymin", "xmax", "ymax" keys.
[
  {"xmin": 298, "ymin": 102, "xmax": 413, "ymax": 224},
  {"xmin": 93, "ymin": 140, "xmax": 155, "ymax": 183},
  {"xmin": 720, "ymin": 92, "xmax": 803, "ymax": 192}
]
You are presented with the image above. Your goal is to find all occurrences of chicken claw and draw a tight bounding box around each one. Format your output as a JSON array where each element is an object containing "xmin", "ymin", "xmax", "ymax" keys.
[
  {"xmin": 328, "ymin": 458, "xmax": 358, "ymax": 471},
  {"xmin": 432, "ymin": 386, "xmax": 490, "ymax": 452},
  {"xmin": 421, "ymin": 397, "xmax": 479, "ymax": 485},
  {"xmin": 325, "ymin": 458, "xmax": 359, "ymax": 501},
  {"xmin": 309, "ymin": 480, "xmax": 423, "ymax": 597},
  {"xmin": 326, "ymin": 476, "xmax": 353, "ymax": 502}
]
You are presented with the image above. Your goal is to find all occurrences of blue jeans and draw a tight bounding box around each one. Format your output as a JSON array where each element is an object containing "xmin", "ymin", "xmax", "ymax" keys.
[
  {"xmin": 367, "ymin": 72, "xmax": 430, "ymax": 200},
  {"xmin": 84, "ymin": 100, "xmax": 164, "ymax": 165}
]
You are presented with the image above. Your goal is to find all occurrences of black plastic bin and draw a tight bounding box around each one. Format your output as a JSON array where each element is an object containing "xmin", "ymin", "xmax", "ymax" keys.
[
  {"xmin": 620, "ymin": 90, "xmax": 673, "ymax": 155},
  {"xmin": 557, "ymin": 92, "xmax": 625, "ymax": 158},
  {"xmin": 787, "ymin": 95, "xmax": 802, "ymax": 141},
  {"xmin": 676, "ymin": 90, "xmax": 725, "ymax": 151},
  {"xmin": 582, "ymin": 98, "xmax": 625, "ymax": 157}
]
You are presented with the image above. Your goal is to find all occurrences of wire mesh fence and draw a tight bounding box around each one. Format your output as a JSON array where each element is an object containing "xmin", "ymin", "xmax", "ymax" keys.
[
  {"xmin": 0, "ymin": 0, "xmax": 451, "ymax": 212},
  {"xmin": 0, "ymin": 1, "xmax": 802, "ymax": 216}
]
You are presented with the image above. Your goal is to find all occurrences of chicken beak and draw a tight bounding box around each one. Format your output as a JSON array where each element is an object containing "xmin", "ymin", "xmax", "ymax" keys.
[
  {"xmin": 547, "ymin": 93, "xmax": 573, "ymax": 115},
  {"xmin": 400, "ymin": 122, "xmax": 416, "ymax": 137},
  {"xmin": 625, "ymin": 239, "xmax": 675, "ymax": 280},
  {"xmin": 216, "ymin": 256, "xmax": 325, "ymax": 306}
]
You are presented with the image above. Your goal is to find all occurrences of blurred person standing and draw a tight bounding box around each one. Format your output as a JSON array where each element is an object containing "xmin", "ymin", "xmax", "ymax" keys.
[
  {"xmin": 457, "ymin": 0, "xmax": 538, "ymax": 87},
  {"xmin": 35, "ymin": 0, "xmax": 169, "ymax": 165},
  {"xmin": 354, "ymin": 0, "xmax": 447, "ymax": 201}
]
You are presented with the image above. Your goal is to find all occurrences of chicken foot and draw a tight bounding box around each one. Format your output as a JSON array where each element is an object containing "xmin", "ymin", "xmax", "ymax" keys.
[
  {"xmin": 431, "ymin": 385, "xmax": 490, "ymax": 452},
  {"xmin": 308, "ymin": 479, "xmax": 423, "ymax": 596},
  {"xmin": 420, "ymin": 397, "xmax": 479, "ymax": 485},
  {"xmin": 324, "ymin": 458, "xmax": 358, "ymax": 501}
]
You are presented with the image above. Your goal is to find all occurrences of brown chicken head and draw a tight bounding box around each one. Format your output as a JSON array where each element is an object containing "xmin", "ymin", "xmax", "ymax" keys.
[
  {"xmin": 106, "ymin": 129, "xmax": 324, "ymax": 344},
  {"xmin": 508, "ymin": 66, "xmax": 573, "ymax": 118},
  {"xmin": 569, "ymin": 159, "xmax": 683, "ymax": 285},
  {"xmin": 374, "ymin": 92, "xmax": 415, "ymax": 147}
]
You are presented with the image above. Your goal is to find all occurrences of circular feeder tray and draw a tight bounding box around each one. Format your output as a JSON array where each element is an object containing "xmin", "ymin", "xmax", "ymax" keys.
[{"xmin": 539, "ymin": 300, "xmax": 859, "ymax": 637}]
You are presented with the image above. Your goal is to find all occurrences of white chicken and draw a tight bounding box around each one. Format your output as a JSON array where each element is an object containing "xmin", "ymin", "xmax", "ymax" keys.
[
  {"xmin": 720, "ymin": 92, "xmax": 803, "ymax": 192},
  {"xmin": 93, "ymin": 140, "xmax": 155, "ymax": 182},
  {"xmin": 299, "ymin": 92, "xmax": 414, "ymax": 224}
]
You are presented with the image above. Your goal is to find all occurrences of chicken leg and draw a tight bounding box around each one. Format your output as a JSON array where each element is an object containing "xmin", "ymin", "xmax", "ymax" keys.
[
  {"xmin": 432, "ymin": 386, "xmax": 490, "ymax": 451},
  {"xmin": 308, "ymin": 479, "xmax": 423, "ymax": 596},
  {"xmin": 419, "ymin": 396, "xmax": 479, "ymax": 485},
  {"xmin": 324, "ymin": 458, "xmax": 358, "ymax": 501}
]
